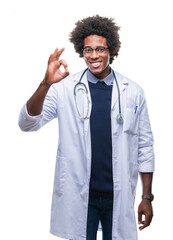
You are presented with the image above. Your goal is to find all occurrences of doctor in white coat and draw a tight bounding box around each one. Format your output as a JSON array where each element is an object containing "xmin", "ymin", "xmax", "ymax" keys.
[{"xmin": 19, "ymin": 15, "xmax": 154, "ymax": 240}]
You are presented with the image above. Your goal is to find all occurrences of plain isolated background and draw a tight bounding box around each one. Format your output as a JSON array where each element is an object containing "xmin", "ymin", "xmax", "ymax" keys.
[{"xmin": 0, "ymin": 0, "xmax": 173, "ymax": 239}]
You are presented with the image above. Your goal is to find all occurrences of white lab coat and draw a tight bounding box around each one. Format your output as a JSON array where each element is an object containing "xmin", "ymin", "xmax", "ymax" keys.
[{"xmin": 19, "ymin": 69, "xmax": 154, "ymax": 240}]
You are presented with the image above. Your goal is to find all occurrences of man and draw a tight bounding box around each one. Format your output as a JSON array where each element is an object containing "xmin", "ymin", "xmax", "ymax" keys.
[{"xmin": 19, "ymin": 15, "xmax": 154, "ymax": 240}]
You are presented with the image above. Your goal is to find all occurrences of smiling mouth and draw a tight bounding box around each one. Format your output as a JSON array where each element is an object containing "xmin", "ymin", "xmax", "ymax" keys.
[{"xmin": 90, "ymin": 61, "xmax": 102, "ymax": 67}]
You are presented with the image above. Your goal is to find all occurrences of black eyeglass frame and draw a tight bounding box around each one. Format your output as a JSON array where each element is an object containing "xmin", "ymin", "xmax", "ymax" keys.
[{"xmin": 83, "ymin": 46, "xmax": 109, "ymax": 55}]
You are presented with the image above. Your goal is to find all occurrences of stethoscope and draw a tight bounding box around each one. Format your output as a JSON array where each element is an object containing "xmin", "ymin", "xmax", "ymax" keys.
[{"xmin": 74, "ymin": 68, "xmax": 123, "ymax": 124}]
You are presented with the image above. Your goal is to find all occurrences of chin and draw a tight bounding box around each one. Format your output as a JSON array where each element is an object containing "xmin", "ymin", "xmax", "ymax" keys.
[
  {"xmin": 90, "ymin": 68, "xmax": 102, "ymax": 75},
  {"xmin": 89, "ymin": 65, "xmax": 110, "ymax": 79},
  {"xmin": 88, "ymin": 65, "xmax": 104, "ymax": 74}
]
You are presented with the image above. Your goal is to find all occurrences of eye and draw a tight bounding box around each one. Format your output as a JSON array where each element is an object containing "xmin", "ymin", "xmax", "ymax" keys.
[
  {"xmin": 84, "ymin": 47, "xmax": 92, "ymax": 53},
  {"xmin": 97, "ymin": 47, "xmax": 105, "ymax": 53}
]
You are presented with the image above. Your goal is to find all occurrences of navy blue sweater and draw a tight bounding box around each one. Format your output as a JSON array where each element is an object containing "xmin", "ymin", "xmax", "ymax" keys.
[{"xmin": 88, "ymin": 81, "xmax": 113, "ymax": 194}]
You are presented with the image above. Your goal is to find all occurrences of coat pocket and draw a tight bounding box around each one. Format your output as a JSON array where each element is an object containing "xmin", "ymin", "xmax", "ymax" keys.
[
  {"xmin": 123, "ymin": 108, "xmax": 139, "ymax": 135},
  {"xmin": 53, "ymin": 156, "xmax": 67, "ymax": 196}
]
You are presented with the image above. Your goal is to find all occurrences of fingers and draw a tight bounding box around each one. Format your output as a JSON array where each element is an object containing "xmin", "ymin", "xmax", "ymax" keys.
[
  {"xmin": 46, "ymin": 48, "xmax": 69, "ymax": 82},
  {"xmin": 138, "ymin": 212, "xmax": 153, "ymax": 231},
  {"xmin": 48, "ymin": 48, "xmax": 65, "ymax": 64},
  {"xmin": 59, "ymin": 59, "xmax": 70, "ymax": 77},
  {"xmin": 138, "ymin": 200, "xmax": 153, "ymax": 231},
  {"xmin": 138, "ymin": 211, "xmax": 145, "ymax": 230},
  {"xmin": 53, "ymin": 48, "xmax": 65, "ymax": 61}
]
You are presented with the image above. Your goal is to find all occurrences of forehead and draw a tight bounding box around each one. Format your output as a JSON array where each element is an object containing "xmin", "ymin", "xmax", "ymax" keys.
[{"xmin": 84, "ymin": 35, "xmax": 107, "ymax": 47}]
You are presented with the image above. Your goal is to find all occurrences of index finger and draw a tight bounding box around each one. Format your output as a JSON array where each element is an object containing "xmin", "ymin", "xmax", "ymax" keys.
[{"xmin": 53, "ymin": 48, "xmax": 65, "ymax": 60}]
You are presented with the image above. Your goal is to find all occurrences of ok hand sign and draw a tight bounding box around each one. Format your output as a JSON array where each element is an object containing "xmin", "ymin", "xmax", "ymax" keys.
[{"xmin": 44, "ymin": 48, "xmax": 70, "ymax": 86}]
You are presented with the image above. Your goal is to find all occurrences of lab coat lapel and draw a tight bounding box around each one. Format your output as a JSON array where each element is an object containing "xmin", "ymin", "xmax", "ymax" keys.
[
  {"xmin": 74, "ymin": 70, "xmax": 92, "ymax": 134},
  {"xmin": 111, "ymin": 71, "xmax": 128, "ymax": 110},
  {"xmin": 82, "ymin": 70, "xmax": 92, "ymax": 105},
  {"xmin": 73, "ymin": 70, "xmax": 92, "ymax": 104},
  {"xmin": 83, "ymin": 71, "xmax": 92, "ymax": 133}
]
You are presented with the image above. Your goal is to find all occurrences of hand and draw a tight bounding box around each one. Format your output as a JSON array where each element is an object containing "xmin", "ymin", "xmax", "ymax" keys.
[
  {"xmin": 43, "ymin": 48, "xmax": 70, "ymax": 86},
  {"xmin": 138, "ymin": 199, "xmax": 153, "ymax": 231}
]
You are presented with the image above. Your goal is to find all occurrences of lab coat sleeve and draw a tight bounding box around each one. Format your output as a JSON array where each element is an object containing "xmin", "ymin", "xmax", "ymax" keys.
[
  {"xmin": 138, "ymin": 94, "xmax": 155, "ymax": 172},
  {"xmin": 18, "ymin": 84, "xmax": 58, "ymax": 131}
]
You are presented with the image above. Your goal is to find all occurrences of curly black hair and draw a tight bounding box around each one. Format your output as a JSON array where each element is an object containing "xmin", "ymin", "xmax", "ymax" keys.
[{"xmin": 69, "ymin": 15, "xmax": 121, "ymax": 64}]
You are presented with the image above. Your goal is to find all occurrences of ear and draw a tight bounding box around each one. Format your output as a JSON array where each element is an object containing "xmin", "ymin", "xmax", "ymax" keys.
[{"xmin": 109, "ymin": 52, "xmax": 114, "ymax": 64}]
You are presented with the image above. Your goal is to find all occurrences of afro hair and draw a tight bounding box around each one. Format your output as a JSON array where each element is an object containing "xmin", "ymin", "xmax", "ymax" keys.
[{"xmin": 69, "ymin": 15, "xmax": 121, "ymax": 64}]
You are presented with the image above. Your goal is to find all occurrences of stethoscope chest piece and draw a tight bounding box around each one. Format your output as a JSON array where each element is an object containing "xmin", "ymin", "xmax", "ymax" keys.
[{"xmin": 116, "ymin": 113, "xmax": 123, "ymax": 124}]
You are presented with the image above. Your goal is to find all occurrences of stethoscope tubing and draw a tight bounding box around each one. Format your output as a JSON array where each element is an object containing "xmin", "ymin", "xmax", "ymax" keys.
[
  {"xmin": 73, "ymin": 68, "xmax": 88, "ymax": 96},
  {"xmin": 74, "ymin": 68, "xmax": 123, "ymax": 123}
]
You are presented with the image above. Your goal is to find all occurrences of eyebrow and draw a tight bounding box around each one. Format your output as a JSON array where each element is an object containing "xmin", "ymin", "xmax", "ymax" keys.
[{"xmin": 84, "ymin": 46, "xmax": 107, "ymax": 48}]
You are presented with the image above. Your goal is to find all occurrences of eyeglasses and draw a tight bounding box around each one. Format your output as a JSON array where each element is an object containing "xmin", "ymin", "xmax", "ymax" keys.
[{"xmin": 83, "ymin": 46, "xmax": 109, "ymax": 55}]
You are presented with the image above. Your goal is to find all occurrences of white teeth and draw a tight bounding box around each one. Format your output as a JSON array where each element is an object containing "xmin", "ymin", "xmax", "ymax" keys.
[{"xmin": 91, "ymin": 62, "xmax": 100, "ymax": 67}]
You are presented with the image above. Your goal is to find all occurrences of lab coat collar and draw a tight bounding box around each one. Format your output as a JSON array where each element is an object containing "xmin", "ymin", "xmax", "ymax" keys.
[{"xmin": 73, "ymin": 69, "xmax": 129, "ymax": 108}]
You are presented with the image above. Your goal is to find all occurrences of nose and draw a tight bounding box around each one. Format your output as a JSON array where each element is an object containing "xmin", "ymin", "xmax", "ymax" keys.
[{"xmin": 90, "ymin": 49, "xmax": 99, "ymax": 59}]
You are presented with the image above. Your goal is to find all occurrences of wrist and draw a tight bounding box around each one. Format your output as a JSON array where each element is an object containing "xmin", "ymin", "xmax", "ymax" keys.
[
  {"xmin": 142, "ymin": 194, "xmax": 154, "ymax": 202},
  {"xmin": 40, "ymin": 78, "xmax": 51, "ymax": 88}
]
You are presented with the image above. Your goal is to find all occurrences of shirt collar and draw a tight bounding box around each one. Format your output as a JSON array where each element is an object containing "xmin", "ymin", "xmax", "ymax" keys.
[{"xmin": 87, "ymin": 68, "xmax": 114, "ymax": 86}]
